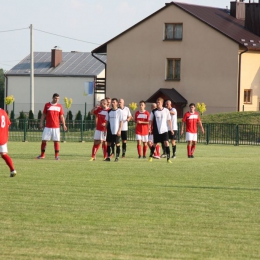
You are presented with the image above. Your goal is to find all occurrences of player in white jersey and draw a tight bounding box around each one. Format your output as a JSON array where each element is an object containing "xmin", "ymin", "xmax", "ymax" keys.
[
  {"xmin": 148, "ymin": 103, "xmax": 161, "ymax": 159},
  {"xmin": 104, "ymin": 98, "xmax": 123, "ymax": 162},
  {"xmin": 165, "ymin": 100, "xmax": 178, "ymax": 158},
  {"xmin": 149, "ymin": 97, "xmax": 174, "ymax": 163},
  {"xmin": 119, "ymin": 98, "xmax": 132, "ymax": 158}
]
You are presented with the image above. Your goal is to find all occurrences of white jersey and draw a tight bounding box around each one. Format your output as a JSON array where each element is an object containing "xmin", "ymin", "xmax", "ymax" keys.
[
  {"xmin": 168, "ymin": 107, "xmax": 178, "ymax": 131},
  {"xmin": 108, "ymin": 109, "xmax": 123, "ymax": 135},
  {"xmin": 150, "ymin": 108, "xmax": 171, "ymax": 135},
  {"xmin": 120, "ymin": 106, "xmax": 132, "ymax": 131}
]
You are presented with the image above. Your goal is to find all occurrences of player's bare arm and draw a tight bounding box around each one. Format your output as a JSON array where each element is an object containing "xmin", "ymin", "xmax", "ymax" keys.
[
  {"xmin": 39, "ymin": 113, "xmax": 46, "ymax": 129},
  {"xmin": 180, "ymin": 122, "xmax": 185, "ymax": 135},
  {"xmin": 117, "ymin": 121, "xmax": 123, "ymax": 136},
  {"xmin": 199, "ymin": 121, "xmax": 205, "ymax": 134},
  {"xmin": 168, "ymin": 119, "xmax": 174, "ymax": 134},
  {"xmin": 60, "ymin": 115, "xmax": 67, "ymax": 131}
]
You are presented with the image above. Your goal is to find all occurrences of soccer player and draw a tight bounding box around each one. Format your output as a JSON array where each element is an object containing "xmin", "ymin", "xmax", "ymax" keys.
[
  {"xmin": 148, "ymin": 103, "xmax": 161, "ymax": 159},
  {"xmin": 119, "ymin": 98, "xmax": 132, "ymax": 158},
  {"xmin": 105, "ymin": 96, "xmax": 115, "ymax": 157},
  {"xmin": 89, "ymin": 99, "xmax": 109, "ymax": 161},
  {"xmin": 165, "ymin": 100, "xmax": 178, "ymax": 158},
  {"xmin": 36, "ymin": 93, "xmax": 67, "ymax": 160},
  {"xmin": 181, "ymin": 103, "xmax": 204, "ymax": 158},
  {"xmin": 135, "ymin": 100, "xmax": 150, "ymax": 158},
  {"xmin": 149, "ymin": 97, "xmax": 174, "ymax": 163},
  {"xmin": 104, "ymin": 98, "xmax": 123, "ymax": 162},
  {"xmin": 0, "ymin": 108, "xmax": 17, "ymax": 177}
]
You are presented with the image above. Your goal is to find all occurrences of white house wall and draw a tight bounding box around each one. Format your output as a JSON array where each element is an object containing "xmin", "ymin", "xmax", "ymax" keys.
[
  {"xmin": 7, "ymin": 76, "xmax": 96, "ymax": 118},
  {"xmin": 106, "ymin": 4, "xmax": 239, "ymax": 114}
]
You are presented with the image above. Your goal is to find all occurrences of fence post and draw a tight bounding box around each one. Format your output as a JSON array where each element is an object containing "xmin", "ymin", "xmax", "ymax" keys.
[
  {"xmin": 80, "ymin": 119, "xmax": 83, "ymax": 142},
  {"xmin": 235, "ymin": 124, "xmax": 239, "ymax": 146},
  {"xmin": 206, "ymin": 123, "xmax": 209, "ymax": 145},
  {"xmin": 23, "ymin": 119, "xmax": 27, "ymax": 142}
]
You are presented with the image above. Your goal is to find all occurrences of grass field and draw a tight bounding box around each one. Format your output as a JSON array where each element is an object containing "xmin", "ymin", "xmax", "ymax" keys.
[{"xmin": 1, "ymin": 142, "xmax": 260, "ymax": 259}]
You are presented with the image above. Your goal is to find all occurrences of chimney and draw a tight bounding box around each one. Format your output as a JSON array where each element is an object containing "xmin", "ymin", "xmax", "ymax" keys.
[
  {"xmin": 51, "ymin": 48, "xmax": 62, "ymax": 68},
  {"xmin": 230, "ymin": 1, "xmax": 245, "ymax": 20},
  {"xmin": 245, "ymin": 2, "xmax": 260, "ymax": 37}
]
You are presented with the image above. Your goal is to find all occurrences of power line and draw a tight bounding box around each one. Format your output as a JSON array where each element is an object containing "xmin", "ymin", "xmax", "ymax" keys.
[
  {"xmin": 34, "ymin": 28, "xmax": 100, "ymax": 45},
  {"xmin": 0, "ymin": 27, "xmax": 28, "ymax": 33}
]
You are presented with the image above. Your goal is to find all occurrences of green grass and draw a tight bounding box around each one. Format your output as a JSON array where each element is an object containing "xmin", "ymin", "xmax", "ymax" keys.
[{"xmin": 1, "ymin": 142, "xmax": 260, "ymax": 259}]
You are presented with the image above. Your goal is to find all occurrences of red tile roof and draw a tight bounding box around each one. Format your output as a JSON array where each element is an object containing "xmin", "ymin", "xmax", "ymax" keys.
[
  {"xmin": 92, "ymin": 2, "xmax": 260, "ymax": 53},
  {"xmin": 173, "ymin": 2, "xmax": 260, "ymax": 50}
]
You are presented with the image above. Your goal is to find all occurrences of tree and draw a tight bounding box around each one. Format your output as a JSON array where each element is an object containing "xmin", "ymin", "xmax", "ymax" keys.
[{"xmin": 0, "ymin": 69, "xmax": 5, "ymax": 109}]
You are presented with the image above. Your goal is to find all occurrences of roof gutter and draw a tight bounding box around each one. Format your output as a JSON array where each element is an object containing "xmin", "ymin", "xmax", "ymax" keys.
[{"xmin": 237, "ymin": 47, "xmax": 248, "ymax": 112}]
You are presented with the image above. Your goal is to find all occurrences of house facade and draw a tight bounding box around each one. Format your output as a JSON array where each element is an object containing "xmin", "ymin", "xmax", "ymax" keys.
[
  {"xmin": 5, "ymin": 50, "xmax": 106, "ymax": 118},
  {"xmin": 92, "ymin": 1, "xmax": 260, "ymax": 116}
]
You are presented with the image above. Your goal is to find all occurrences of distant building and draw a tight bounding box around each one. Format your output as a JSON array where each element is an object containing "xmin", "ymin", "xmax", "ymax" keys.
[
  {"xmin": 5, "ymin": 49, "xmax": 106, "ymax": 117},
  {"xmin": 92, "ymin": 1, "xmax": 260, "ymax": 116}
]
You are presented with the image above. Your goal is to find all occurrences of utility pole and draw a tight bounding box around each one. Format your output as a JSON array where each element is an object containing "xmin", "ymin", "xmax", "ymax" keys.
[{"xmin": 30, "ymin": 24, "xmax": 34, "ymax": 113}]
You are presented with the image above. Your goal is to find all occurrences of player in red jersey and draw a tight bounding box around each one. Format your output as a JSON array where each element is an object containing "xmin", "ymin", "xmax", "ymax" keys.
[
  {"xmin": 0, "ymin": 108, "xmax": 17, "ymax": 177},
  {"xmin": 181, "ymin": 103, "xmax": 204, "ymax": 158},
  {"xmin": 36, "ymin": 93, "xmax": 67, "ymax": 160},
  {"xmin": 135, "ymin": 100, "xmax": 150, "ymax": 158},
  {"xmin": 89, "ymin": 99, "xmax": 109, "ymax": 161}
]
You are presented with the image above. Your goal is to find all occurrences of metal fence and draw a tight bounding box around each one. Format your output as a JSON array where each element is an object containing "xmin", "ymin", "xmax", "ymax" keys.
[{"xmin": 7, "ymin": 120, "xmax": 260, "ymax": 145}]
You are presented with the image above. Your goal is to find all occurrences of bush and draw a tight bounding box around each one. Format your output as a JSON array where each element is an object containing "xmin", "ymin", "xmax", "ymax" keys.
[
  {"xmin": 18, "ymin": 111, "xmax": 27, "ymax": 130},
  {"xmin": 10, "ymin": 110, "xmax": 15, "ymax": 120},
  {"xmin": 37, "ymin": 110, "xmax": 42, "ymax": 120}
]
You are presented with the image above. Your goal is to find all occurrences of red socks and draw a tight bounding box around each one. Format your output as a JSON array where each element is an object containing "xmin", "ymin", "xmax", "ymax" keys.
[
  {"xmin": 1, "ymin": 154, "xmax": 15, "ymax": 172},
  {"xmin": 41, "ymin": 141, "xmax": 47, "ymax": 157},
  {"xmin": 92, "ymin": 143, "xmax": 101, "ymax": 158},
  {"xmin": 187, "ymin": 145, "xmax": 191, "ymax": 156},
  {"xmin": 137, "ymin": 144, "xmax": 142, "ymax": 156},
  {"xmin": 54, "ymin": 141, "xmax": 59, "ymax": 158}
]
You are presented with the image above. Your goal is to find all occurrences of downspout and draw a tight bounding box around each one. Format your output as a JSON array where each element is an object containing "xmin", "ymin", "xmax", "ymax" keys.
[
  {"xmin": 4, "ymin": 73, "xmax": 8, "ymax": 110},
  {"xmin": 237, "ymin": 47, "xmax": 248, "ymax": 111},
  {"xmin": 91, "ymin": 52, "xmax": 107, "ymax": 104}
]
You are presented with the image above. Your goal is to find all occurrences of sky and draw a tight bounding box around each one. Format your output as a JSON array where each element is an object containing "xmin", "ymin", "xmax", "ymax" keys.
[{"xmin": 0, "ymin": 0, "xmax": 231, "ymax": 71}]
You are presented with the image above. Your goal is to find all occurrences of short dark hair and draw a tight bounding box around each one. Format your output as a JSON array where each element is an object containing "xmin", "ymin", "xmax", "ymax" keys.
[
  {"xmin": 111, "ymin": 98, "xmax": 118, "ymax": 103},
  {"xmin": 189, "ymin": 103, "xmax": 196, "ymax": 107},
  {"xmin": 52, "ymin": 93, "xmax": 59, "ymax": 98},
  {"xmin": 139, "ymin": 100, "xmax": 146, "ymax": 104}
]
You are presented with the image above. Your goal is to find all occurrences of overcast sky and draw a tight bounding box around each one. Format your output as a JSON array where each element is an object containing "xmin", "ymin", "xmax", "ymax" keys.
[{"xmin": 1, "ymin": 0, "xmax": 231, "ymax": 71}]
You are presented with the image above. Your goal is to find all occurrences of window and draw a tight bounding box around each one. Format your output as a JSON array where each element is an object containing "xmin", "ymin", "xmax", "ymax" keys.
[
  {"xmin": 166, "ymin": 59, "xmax": 181, "ymax": 80},
  {"xmin": 244, "ymin": 89, "xmax": 252, "ymax": 104},
  {"xmin": 165, "ymin": 23, "xmax": 183, "ymax": 40}
]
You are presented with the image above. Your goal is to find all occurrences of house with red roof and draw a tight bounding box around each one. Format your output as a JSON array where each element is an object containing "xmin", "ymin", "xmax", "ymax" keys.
[{"xmin": 92, "ymin": 1, "xmax": 260, "ymax": 116}]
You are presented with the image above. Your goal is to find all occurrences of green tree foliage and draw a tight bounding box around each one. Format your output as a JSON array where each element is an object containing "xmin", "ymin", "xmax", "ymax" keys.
[
  {"xmin": 0, "ymin": 69, "xmax": 5, "ymax": 109},
  {"xmin": 28, "ymin": 110, "xmax": 34, "ymax": 119},
  {"xmin": 37, "ymin": 110, "xmax": 42, "ymax": 120},
  {"xmin": 75, "ymin": 110, "xmax": 82, "ymax": 121}
]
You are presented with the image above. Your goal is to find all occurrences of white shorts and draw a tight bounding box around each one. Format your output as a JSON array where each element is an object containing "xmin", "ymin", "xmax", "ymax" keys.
[
  {"xmin": 0, "ymin": 143, "xmax": 8, "ymax": 153},
  {"xmin": 136, "ymin": 134, "xmax": 148, "ymax": 142},
  {"xmin": 94, "ymin": 130, "xmax": 106, "ymax": 141},
  {"xmin": 186, "ymin": 132, "xmax": 197, "ymax": 141},
  {"xmin": 42, "ymin": 127, "xmax": 60, "ymax": 141},
  {"xmin": 148, "ymin": 134, "xmax": 154, "ymax": 143}
]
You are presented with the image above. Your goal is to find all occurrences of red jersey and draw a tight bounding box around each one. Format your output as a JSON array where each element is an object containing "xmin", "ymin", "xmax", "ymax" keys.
[
  {"xmin": 94, "ymin": 108, "xmax": 108, "ymax": 131},
  {"xmin": 182, "ymin": 111, "xmax": 201, "ymax": 133},
  {"xmin": 135, "ymin": 110, "xmax": 150, "ymax": 135},
  {"xmin": 0, "ymin": 109, "xmax": 11, "ymax": 145},
  {"xmin": 43, "ymin": 102, "xmax": 64, "ymax": 128}
]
